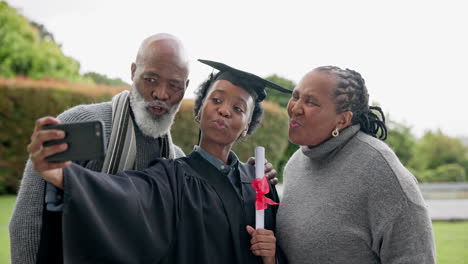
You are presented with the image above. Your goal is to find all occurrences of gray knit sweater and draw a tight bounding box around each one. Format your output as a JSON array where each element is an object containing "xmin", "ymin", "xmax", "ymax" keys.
[
  {"xmin": 276, "ymin": 125, "xmax": 435, "ymax": 264},
  {"xmin": 9, "ymin": 101, "xmax": 185, "ymax": 264}
]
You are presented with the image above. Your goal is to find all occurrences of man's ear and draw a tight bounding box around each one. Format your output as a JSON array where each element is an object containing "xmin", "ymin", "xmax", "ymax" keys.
[
  {"xmin": 336, "ymin": 111, "xmax": 353, "ymax": 130},
  {"xmin": 131, "ymin": 63, "xmax": 137, "ymax": 81}
]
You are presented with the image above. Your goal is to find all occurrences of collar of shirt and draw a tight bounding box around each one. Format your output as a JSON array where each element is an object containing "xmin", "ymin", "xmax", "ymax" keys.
[{"xmin": 193, "ymin": 145, "xmax": 239, "ymax": 175}]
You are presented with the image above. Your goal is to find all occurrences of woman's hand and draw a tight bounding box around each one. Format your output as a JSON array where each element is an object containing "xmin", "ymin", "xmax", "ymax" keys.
[
  {"xmin": 27, "ymin": 116, "xmax": 71, "ymax": 189},
  {"xmin": 246, "ymin": 225, "xmax": 276, "ymax": 264},
  {"xmin": 246, "ymin": 157, "xmax": 278, "ymax": 185}
]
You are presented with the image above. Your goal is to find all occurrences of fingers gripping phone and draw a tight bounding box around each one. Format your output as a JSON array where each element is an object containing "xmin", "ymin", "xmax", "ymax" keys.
[{"xmin": 42, "ymin": 121, "xmax": 106, "ymax": 162}]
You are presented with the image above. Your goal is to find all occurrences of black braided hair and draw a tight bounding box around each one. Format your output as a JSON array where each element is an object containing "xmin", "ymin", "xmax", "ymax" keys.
[
  {"xmin": 314, "ymin": 66, "xmax": 387, "ymax": 140},
  {"xmin": 193, "ymin": 72, "xmax": 264, "ymax": 136}
]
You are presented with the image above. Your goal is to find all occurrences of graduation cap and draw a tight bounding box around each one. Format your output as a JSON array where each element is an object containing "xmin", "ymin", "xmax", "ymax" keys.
[{"xmin": 198, "ymin": 59, "xmax": 292, "ymax": 102}]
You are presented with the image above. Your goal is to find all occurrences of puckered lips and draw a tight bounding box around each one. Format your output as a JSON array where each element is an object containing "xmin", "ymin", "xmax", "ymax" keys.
[
  {"xmin": 147, "ymin": 105, "xmax": 168, "ymax": 116},
  {"xmin": 289, "ymin": 119, "xmax": 301, "ymax": 128},
  {"xmin": 212, "ymin": 119, "xmax": 228, "ymax": 129}
]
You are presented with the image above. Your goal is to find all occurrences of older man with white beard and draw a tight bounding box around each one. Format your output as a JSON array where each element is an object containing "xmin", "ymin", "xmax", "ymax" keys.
[{"xmin": 9, "ymin": 33, "xmax": 190, "ymax": 264}]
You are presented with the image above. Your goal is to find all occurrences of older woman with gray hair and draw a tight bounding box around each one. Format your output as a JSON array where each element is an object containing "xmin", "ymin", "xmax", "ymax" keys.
[{"xmin": 276, "ymin": 66, "xmax": 435, "ymax": 264}]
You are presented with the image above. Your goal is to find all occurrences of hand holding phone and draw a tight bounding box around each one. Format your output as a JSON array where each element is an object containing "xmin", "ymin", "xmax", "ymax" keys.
[
  {"xmin": 27, "ymin": 116, "xmax": 71, "ymax": 188},
  {"xmin": 42, "ymin": 120, "xmax": 106, "ymax": 162}
]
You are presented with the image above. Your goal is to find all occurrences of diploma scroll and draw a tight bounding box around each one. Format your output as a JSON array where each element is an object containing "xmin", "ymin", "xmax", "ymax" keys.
[{"xmin": 255, "ymin": 146, "xmax": 265, "ymax": 229}]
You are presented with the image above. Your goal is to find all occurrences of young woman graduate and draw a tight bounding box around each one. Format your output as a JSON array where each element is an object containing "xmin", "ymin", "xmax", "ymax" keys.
[{"xmin": 37, "ymin": 59, "xmax": 291, "ymax": 264}]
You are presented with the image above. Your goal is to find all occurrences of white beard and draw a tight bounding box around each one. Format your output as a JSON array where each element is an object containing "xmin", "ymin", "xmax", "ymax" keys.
[{"xmin": 129, "ymin": 85, "xmax": 181, "ymax": 138}]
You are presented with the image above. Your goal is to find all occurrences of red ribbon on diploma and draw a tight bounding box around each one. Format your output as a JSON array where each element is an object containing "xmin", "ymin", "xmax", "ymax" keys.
[{"xmin": 250, "ymin": 176, "xmax": 282, "ymax": 210}]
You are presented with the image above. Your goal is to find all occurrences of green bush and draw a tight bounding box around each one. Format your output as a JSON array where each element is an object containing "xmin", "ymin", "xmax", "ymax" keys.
[
  {"xmin": 170, "ymin": 100, "xmax": 200, "ymax": 154},
  {"xmin": 264, "ymin": 74, "xmax": 296, "ymax": 182},
  {"xmin": 275, "ymin": 142, "xmax": 299, "ymax": 182},
  {"xmin": 0, "ymin": 84, "xmax": 113, "ymax": 194},
  {"xmin": 415, "ymin": 164, "xmax": 466, "ymax": 183},
  {"xmin": 436, "ymin": 164, "xmax": 467, "ymax": 182},
  {"xmin": 415, "ymin": 170, "xmax": 436, "ymax": 183},
  {"xmin": 83, "ymin": 72, "xmax": 129, "ymax": 87}
]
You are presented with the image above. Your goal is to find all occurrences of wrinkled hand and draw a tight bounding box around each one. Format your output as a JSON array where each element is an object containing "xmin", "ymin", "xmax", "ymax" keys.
[
  {"xmin": 246, "ymin": 225, "xmax": 276, "ymax": 264},
  {"xmin": 27, "ymin": 116, "xmax": 70, "ymax": 189},
  {"xmin": 247, "ymin": 157, "xmax": 278, "ymax": 185}
]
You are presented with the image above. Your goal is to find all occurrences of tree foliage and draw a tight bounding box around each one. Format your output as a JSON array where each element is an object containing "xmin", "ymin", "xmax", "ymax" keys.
[
  {"xmin": 264, "ymin": 74, "xmax": 295, "ymax": 108},
  {"xmin": 386, "ymin": 121, "xmax": 468, "ymax": 182},
  {"xmin": 386, "ymin": 121, "xmax": 416, "ymax": 166},
  {"xmin": 410, "ymin": 130, "xmax": 467, "ymax": 171},
  {"xmin": 0, "ymin": 1, "xmax": 85, "ymax": 82}
]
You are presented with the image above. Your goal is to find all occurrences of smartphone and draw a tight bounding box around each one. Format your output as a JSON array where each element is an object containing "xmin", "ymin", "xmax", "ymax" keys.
[{"xmin": 42, "ymin": 120, "xmax": 106, "ymax": 162}]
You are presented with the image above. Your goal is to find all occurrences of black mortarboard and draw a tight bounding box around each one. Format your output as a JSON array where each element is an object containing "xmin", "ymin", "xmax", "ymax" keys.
[{"xmin": 198, "ymin": 59, "xmax": 292, "ymax": 102}]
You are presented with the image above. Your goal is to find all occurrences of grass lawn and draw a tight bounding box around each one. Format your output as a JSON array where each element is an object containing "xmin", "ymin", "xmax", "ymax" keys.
[
  {"xmin": 433, "ymin": 221, "xmax": 468, "ymax": 264},
  {"xmin": 0, "ymin": 196, "xmax": 467, "ymax": 264},
  {"xmin": 0, "ymin": 195, "xmax": 15, "ymax": 264}
]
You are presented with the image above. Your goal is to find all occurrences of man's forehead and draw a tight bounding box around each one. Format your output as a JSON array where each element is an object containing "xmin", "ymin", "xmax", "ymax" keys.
[{"xmin": 137, "ymin": 38, "xmax": 188, "ymax": 65}]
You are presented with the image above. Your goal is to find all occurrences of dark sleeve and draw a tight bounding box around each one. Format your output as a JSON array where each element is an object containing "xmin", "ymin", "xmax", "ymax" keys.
[
  {"xmin": 268, "ymin": 184, "xmax": 280, "ymax": 204},
  {"xmin": 61, "ymin": 161, "xmax": 182, "ymax": 263}
]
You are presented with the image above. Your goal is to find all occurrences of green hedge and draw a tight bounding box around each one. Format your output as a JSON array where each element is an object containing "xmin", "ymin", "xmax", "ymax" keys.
[
  {"xmin": 0, "ymin": 83, "xmax": 290, "ymax": 194},
  {"xmin": 0, "ymin": 85, "xmax": 113, "ymax": 194}
]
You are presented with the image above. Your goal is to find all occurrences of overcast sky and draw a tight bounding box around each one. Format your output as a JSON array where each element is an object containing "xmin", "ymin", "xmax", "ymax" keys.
[{"xmin": 7, "ymin": 0, "xmax": 468, "ymax": 138}]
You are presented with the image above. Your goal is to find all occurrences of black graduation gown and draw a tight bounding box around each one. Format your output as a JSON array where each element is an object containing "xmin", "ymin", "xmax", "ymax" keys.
[{"xmin": 61, "ymin": 151, "xmax": 280, "ymax": 264}]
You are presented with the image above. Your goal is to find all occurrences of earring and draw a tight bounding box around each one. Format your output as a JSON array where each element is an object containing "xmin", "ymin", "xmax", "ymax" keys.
[
  {"xmin": 241, "ymin": 130, "xmax": 247, "ymax": 137},
  {"xmin": 332, "ymin": 128, "xmax": 339, "ymax": 137},
  {"xmin": 195, "ymin": 114, "xmax": 200, "ymax": 123}
]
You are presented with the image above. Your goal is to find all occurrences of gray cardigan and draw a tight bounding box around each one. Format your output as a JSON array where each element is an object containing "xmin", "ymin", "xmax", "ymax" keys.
[
  {"xmin": 9, "ymin": 101, "xmax": 184, "ymax": 264},
  {"xmin": 276, "ymin": 125, "xmax": 435, "ymax": 264}
]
